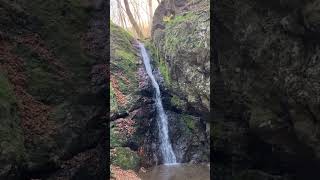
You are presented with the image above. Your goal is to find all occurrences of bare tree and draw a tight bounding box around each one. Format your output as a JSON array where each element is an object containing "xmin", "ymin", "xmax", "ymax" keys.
[
  {"xmin": 148, "ymin": 0, "xmax": 153, "ymax": 27},
  {"xmin": 123, "ymin": 0, "xmax": 144, "ymax": 38},
  {"xmin": 116, "ymin": 0, "xmax": 128, "ymax": 29},
  {"xmin": 130, "ymin": 0, "xmax": 144, "ymax": 30}
]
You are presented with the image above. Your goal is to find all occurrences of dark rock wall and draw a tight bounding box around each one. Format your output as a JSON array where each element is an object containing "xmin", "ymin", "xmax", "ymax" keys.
[
  {"xmin": 214, "ymin": 0, "xmax": 320, "ymax": 179},
  {"xmin": 0, "ymin": 0, "xmax": 108, "ymax": 179}
]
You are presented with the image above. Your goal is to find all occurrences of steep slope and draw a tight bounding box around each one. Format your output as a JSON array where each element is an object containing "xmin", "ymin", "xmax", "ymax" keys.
[
  {"xmin": 0, "ymin": 0, "xmax": 107, "ymax": 179},
  {"xmin": 110, "ymin": 22, "xmax": 143, "ymax": 173}
]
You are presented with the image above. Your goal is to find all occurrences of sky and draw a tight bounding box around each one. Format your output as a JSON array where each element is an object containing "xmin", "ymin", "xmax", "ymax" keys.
[{"xmin": 110, "ymin": 0, "xmax": 159, "ymax": 28}]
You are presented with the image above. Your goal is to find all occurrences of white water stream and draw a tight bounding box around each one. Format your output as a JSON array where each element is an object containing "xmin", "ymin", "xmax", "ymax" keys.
[{"xmin": 138, "ymin": 42, "xmax": 177, "ymax": 164}]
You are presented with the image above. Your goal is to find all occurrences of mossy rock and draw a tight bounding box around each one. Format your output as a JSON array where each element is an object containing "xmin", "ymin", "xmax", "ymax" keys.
[
  {"xmin": 0, "ymin": 73, "xmax": 25, "ymax": 177},
  {"xmin": 179, "ymin": 114, "xmax": 196, "ymax": 132},
  {"xmin": 158, "ymin": 57, "xmax": 171, "ymax": 86},
  {"xmin": 111, "ymin": 147, "xmax": 140, "ymax": 171},
  {"xmin": 110, "ymin": 127, "xmax": 126, "ymax": 148},
  {"xmin": 144, "ymin": 40, "xmax": 171, "ymax": 86},
  {"xmin": 10, "ymin": 0, "xmax": 95, "ymax": 105},
  {"xmin": 164, "ymin": 11, "xmax": 207, "ymax": 55},
  {"xmin": 152, "ymin": 2, "xmax": 210, "ymax": 112},
  {"xmin": 13, "ymin": 44, "xmax": 66, "ymax": 104},
  {"xmin": 110, "ymin": 22, "xmax": 140, "ymax": 114},
  {"xmin": 170, "ymin": 94, "xmax": 187, "ymax": 110},
  {"xmin": 110, "ymin": 84, "xmax": 118, "ymax": 113}
]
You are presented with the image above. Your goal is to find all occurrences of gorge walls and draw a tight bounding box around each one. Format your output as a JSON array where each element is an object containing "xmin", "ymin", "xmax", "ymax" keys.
[{"xmin": 213, "ymin": 0, "xmax": 320, "ymax": 179}]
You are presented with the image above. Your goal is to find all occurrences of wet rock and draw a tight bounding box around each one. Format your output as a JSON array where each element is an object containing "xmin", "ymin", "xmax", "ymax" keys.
[
  {"xmin": 166, "ymin": 111, "xmax": 209, "ymax": 163},
  {"xmin": 111, "ymin": 147, "xmax": 141, "ymax": 171}
]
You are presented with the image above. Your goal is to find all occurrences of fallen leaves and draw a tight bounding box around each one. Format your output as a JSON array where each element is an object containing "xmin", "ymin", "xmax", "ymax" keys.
[
  {"xmin": 114, "ymin": 117, "xmax": 136, "ymax": 137},
  {"xmin": 15, "ymin": 34, "xmax": 68, "ymax": 79},
  {"xmin": 0, "ymin": 37, "xmax": 57, "ymax": 142},
  {"xmin": 111, "ymin": 165, "xmax": 141, "ymax": 180},
  {"xmin": 111, "ymin": 75, "xmax": 127, "ymax": 106}
]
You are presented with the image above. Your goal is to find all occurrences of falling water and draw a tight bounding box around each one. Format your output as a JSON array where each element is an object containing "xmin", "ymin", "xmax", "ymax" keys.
[{"xmin": 138, "ymin": 42, "xmax": 177, "ymax": 164}]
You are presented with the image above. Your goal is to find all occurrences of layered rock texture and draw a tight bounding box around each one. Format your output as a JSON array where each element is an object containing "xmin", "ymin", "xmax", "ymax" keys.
[
  {"xmin": 0, "ymin": 0, "xmax": 107, "ymax": 179},
  {"xmin": 214, "ymin": 0, "xmax": 320, "ymax": 179}
]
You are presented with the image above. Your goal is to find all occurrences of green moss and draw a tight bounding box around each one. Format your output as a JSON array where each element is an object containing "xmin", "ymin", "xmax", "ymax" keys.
[
  {"xmin": 110, "ymin": 22, "xmax": 141, "ymax": 115},
  {"xmin": 166, "ymin": 12, "xmax": 195, "ymax": 26},
  {"xmin": 110, "ymin": 84, "xmax": 118, "ymax": 113},
  {"xmin": 111, "ymin": 22, "xmax": 135, "ymax": 52},
  {"xmin": 111, "ymin": 22, "xmax": 138, "ymax": 89},
  {"xmin": 118, "ymin": 78, "xmax": 129, "ymax": 95},
  {"xmin": 111, "ymin": 147, "xmax": 140, "ymax": 170},
  {"xmin": 145, "ymin": 41, "xmax": 171, "ymax": 86},
  {"xmin": 115, "ymin": 50, "xmax": 136, "ymax": 64},
  {"xmin": 111, "ymin": 22, "xmax": 133, "ymax": 40},
  {"xmin": 164, "ymin": 11, "xmax": 208, "ymax": 55},
  {"xmin": 8, "ymin": 0, "xmax": 96, "ymax": 106},
  {"xmin": 113, "ymin": 49, "xmax": 137, "ymax": 78},
  {"xmin": 180, "ymin": 114, "xmax": 195, "ymax": 131},
  {"xmin": 20, "ymin": 0, "xmax": 93, "ymax": 84},
  {"xmin": 158, "ymin": 58, "xmax": 171, "ymax": 86},
  {"xmin": 14, "ymin": 44, "xmax": 66, "ymax": 104},
  {"xmin": 110, "ymin": 128, "xmax": 125, "ymax": 148},
  {"xmin": 170, "ymin": 94, "xmax": 185, "ymax": 109}
]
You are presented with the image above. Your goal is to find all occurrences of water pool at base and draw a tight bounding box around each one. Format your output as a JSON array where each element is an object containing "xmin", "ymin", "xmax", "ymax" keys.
[{"xmin": 138, "ymin": 163, "xmax": 210, "ymax": 180}]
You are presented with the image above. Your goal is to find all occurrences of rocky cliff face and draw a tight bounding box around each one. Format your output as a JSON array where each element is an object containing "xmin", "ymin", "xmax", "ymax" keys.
[
  {"xmin": 110, "ymin": 22, "xmax": 209, "ymax": 175},
  {"xmin": 0, "ymin": 0, "xmax": 107, "ymax": 179},
  {"xmin": 214, "ymin": 0, "xmax": 320, "ymax": 179},
  {"xmin": 148, "ymin": 0, "xmax": 210, "ymax": 166},
  {"xmin": 152, "ymin": 0, "xmax": 210, "ymax": 115}
]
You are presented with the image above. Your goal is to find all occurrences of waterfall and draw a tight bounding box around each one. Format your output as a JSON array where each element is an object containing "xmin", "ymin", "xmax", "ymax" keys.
[{"xmin": 138, "ymin": 42, "xmax": 177, "ymax": 164}]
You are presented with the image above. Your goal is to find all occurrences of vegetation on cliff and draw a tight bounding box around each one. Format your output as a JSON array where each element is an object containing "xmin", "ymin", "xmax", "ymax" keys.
[
  {"xmin": 110, "ymin": 22, "xmax": 142, "ymax": 172},
  {"xmin": 152, "ymin": 0, "xmax": 210, "ymax": 113}
]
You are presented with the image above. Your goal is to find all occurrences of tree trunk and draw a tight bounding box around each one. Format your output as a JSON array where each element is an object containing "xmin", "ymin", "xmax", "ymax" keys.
[
  {"xmin": 148, "ymin": 0, "xmax": 153, "ymax": 28},
  {"xmin": 116, "ymin": 0, "xmax": 128, "ymax": 29},
  {"xmin": 123, "ymin": 0, "xmax": 144, "ymax": 38}
]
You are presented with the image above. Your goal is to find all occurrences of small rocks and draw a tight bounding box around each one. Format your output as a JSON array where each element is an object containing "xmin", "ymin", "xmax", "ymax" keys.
[{"xmin": 139, "ymin": 167, "xmax": 147, "ymax": 173}]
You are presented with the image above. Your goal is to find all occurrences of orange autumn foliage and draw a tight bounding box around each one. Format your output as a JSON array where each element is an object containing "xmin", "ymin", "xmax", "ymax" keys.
[{"xmin": 111, "ymin": 75, "xmax": 127, "ymax": 106}]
